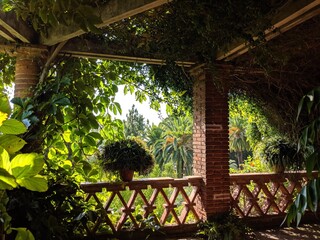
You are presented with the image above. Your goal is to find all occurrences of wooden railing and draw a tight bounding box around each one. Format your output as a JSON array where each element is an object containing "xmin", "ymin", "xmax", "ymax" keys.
[
  {"xmin": 80, "ymin": 171, "xmax": 316, "ymax": 237},
  {"xmin": 230, "ymin": 172, "xmax": 316, "ymax": 218},
  {"xmin": 80, "ymin": 176, "xmax": 202, "ymax": 236}
]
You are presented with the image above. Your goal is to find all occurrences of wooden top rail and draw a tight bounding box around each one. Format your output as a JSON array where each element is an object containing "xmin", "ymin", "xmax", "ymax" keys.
[
  {"xmin": 230, "ymin": 171, "xmax": 318, "ymax": 184},
  {"xmin": 80, "ymin": 176, "xmax": 203, "ymax": 193}
]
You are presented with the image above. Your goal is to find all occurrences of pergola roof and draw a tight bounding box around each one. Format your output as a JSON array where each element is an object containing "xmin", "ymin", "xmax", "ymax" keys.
[
  {"xmin": 0, "ymin": 0, "xmax": 318, "ymax": 65},
  {"xmin": 0, "ymin": 0, "xmax": 319, "ymax": 133}
]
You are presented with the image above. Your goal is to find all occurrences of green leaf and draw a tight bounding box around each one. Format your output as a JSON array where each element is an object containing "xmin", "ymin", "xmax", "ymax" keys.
[
  {"xmin": 16, "ymin": 175, "xmax": 48, "ymax": 192},
  {"xmin": 88, "ymin": 132, "xmax": 103, "ymax": 140},
  {"xmin": 306, "ymin": 91, "xmax": 315, "ymax": 113},
  {"xmin": 0, "ymin": 119, "xmax": 27, "ymax": 134},
  {"xmin": 305, "ymin": 152, "xmax": 317, "ymax": 175},
  {"xmin": 12, "ymin": 228, "xmax": 35, "ymax": 240},
  {"xmin": 83, "ymin": 135, "xmax": 96, "ymax": 146},
  {"xmin": 296, "ymin": 96, "xmax": 305, "ymax": 121},
  {"xmin": 53, "ymin": 95, "xmax": 70, "ymax": 106},
  {"xmin": 0, "ymin": 168, "xmax": 17, "ymax": 190},
  {"xmin": 0, "ymin": 135, "xmax": 27, "ymax": 154},
  {"xmin": 307, "ymin": 179, "xmax": 318, "ymax": 212},
  {"xmin": 11, "ymin": 153, "xmax": 44, "ymax": 178},
  {"xmin": 300, "ymin": 186, "xmax": 308, "ymax": 213},
  {"xmin": 0, "ymin": 94, "xmax": 10, "ymax": 115},
  {"xmin": 0, "ymin": 112, "xmax": 7, "ymax": 126},
  {"xmin": 0, "ymin": 146, "xmax": 11, "ymax": 172},
  {"xmin": 11, "ymin": 97, "xmax": 24, "ymax": 108}
]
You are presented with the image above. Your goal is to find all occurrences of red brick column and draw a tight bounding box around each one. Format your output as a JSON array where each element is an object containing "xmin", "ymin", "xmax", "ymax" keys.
[
  {"xmin": 191, "ymin": 65, "xmax": 230, "ymax": 220},
  {"xmin": 14, "ymin": 47, "xmax": 46, "ymax": 98}
]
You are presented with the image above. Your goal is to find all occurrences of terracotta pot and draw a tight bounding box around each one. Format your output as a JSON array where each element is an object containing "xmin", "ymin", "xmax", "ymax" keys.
[
  {"xmin": 273, "ymin": 164, "xmax": 285, "ymax": 173},
  {"xmin": 119, "ymin": 169, "xmax": 134, "ymax": 181}
]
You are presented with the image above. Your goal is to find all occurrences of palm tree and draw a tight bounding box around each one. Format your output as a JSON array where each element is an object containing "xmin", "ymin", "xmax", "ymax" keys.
[
  {"xmin": 146, "ymin": 125, "xmax": 166, "ymax": 168},
  {"xmin": 147, "ymin": 115, "xmax": 193, "ymax": 178},
  {"xmin": 229, "ymin": 117, "xmax": 250, "ymax": 168}
]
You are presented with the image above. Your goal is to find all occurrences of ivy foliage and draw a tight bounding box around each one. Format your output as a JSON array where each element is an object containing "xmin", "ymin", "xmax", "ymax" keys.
[
  {"xmin": 103, "ymin": 0, "xmax": 279, "ymax": 62},
  {"xmin": 1, "ymin": 0, "xmax": 110, "ymax": 33}
]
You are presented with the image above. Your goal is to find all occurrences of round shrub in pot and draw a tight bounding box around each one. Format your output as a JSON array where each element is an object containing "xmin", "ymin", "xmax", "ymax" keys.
[{"xmin": 101, "ymin": 138, "xmax": 155, "ymax": 181}]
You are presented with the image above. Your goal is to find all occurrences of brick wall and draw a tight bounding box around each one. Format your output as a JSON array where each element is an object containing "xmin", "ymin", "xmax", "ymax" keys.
[{"xmin": 191, "ymin": 65, "xmax": 230, "ymax": 219}]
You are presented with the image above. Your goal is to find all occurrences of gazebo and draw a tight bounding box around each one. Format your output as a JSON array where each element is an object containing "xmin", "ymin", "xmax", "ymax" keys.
[{"xmin": 0, "ymin": 0, "xmax": 319, "ymax": 239}]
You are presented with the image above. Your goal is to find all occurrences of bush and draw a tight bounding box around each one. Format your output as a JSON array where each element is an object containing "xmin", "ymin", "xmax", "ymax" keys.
[{"xmin": 101, "ymin": 138, "xmax": 155, "ymax": 175}]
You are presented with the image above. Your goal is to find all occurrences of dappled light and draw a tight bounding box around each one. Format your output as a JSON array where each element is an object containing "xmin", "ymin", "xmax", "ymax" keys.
[{"xmin": 0, "ymin": 0, "xmax": 319, "ymax": 239}]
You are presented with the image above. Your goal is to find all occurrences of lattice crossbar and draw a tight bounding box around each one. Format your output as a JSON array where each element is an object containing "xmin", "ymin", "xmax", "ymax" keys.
[
  {"xmin": 230, "ymin": 172, "xmax": 315, "ymax": 218},
  {"xmin": 80, "ymin": 176, "xmax": 202, "ymax": 235}
]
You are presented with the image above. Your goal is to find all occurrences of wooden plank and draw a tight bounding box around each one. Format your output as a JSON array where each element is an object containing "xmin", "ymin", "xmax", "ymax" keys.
[
  {"xmin": 42, "ymin": 0, "xmax": 170, "ymax": 46},
  {"xmin": 0, "ymin": 27, "xmax": 15, "ymax": 42},
  {"xmin": 217, "ymin": 0, "xmax": 320, "ymax": 61},
  {"xmin": 0, "ymin": 11, "xmax": 37, "ymax": 43}
]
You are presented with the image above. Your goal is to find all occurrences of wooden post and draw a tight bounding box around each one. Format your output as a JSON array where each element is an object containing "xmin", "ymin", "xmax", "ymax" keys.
[{"xmin": 191, "ymin": 65, "xmax": 230, "ymax": 220}]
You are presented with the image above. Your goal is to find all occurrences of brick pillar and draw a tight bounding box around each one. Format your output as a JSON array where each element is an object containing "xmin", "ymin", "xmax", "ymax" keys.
[
  {"xmin": 14, "ymin": 47, "xmax": 46, "ymax": 98},
  {"xmin": 191, "ymin": 65, "xmax": 230, "ymax": 220}
]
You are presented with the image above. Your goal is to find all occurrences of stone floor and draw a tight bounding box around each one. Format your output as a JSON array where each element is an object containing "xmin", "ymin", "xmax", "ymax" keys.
[
  {"xmin": 167, "ymin": 224, "xmax": 320, "ymax": 240},
  {"xmin": 255, "ymin": 223, "xmax": 320, "ymax": 239}
]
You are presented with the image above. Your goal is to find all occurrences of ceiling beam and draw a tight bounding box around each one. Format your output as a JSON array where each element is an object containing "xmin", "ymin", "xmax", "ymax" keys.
[
  {"xmin": 60, "ymin": 49, "xmax": 194, "ymax": 67},
  {"xmin": 41, "ymin": 0, "xmax": 170, "ymax": 46},
  {"xmin": 60, "ymin": 37, "xmax": 194, "ymax": 66},
  {"xmin": 0, "ymin": 43, "xmax": 47, "ymax": 57},
  {"xmin": 0, "ymin": 11, "xmax": 38, "ymax": 43},
  {"xmin": 216, "ymin": 0, "xmax": 320, "ymax": 61}
]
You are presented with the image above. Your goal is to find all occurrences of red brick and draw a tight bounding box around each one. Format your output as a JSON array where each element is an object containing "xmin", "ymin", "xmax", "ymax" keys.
[{"xmin": 191, "ymin": 66, "xmax": 230, "ymax": 219}]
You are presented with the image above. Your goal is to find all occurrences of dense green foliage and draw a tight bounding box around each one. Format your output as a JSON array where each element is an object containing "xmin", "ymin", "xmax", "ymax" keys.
[
  {"xmin": 0, "ymin": 97, "xmax": 47, "ymax": 240},
  {"xmin": 1, "ymin": 0, "xmax": 109, "ymax": 33},
  {"xmin": 261, "ymin": 138, "xmax": 302, "ymax": 172},
  {"xmin": 123, "ymin": 105, "xmax": 149, "ymax": 140},
  {"xmin": 228, "ymin": 93, "xmax": 280, "ymax": 171},
  {"xmin": 197, "ymin": 212, "xmax": 253, "ymax": 240},
  {"xmin": 101, "ymin": 138, "xmax": 154, "ymax": 175}
]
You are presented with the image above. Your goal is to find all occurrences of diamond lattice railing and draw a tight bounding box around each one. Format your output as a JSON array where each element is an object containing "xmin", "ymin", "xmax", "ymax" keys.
[
  {"xmin": 80, "ymin": 176, "xmax": 202, "ymax": 236},
  {"xmin": 230, "ymin": 172, "xmax": 316, "ymax": 218}
]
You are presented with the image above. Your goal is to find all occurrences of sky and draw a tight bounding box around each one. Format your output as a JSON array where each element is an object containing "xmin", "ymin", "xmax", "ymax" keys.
[{"xmin": 114, "ymin": 85, "xmax": 167, "ymax": 125}]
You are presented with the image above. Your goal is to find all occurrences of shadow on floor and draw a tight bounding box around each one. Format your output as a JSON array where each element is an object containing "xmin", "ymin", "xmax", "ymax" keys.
[{"xmin": 255, "ymin": 224, "xmax": 320, "ymax": 240}]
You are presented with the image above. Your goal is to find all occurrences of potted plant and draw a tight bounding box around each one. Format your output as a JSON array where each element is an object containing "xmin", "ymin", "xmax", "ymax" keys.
[
  {"xmin": 101, "ymin": 138, "xmax": 155, "ymax": 181},
  {"xmin": 262, "ymin": 138, "xmax": 302, "ymax": 173}
]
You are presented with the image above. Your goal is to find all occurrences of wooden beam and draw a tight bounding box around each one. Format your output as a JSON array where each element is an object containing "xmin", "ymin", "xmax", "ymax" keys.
[
  {"xmin": 41, "ymin": 0, "xmax": 170, "ymax": 46},
  {"xmin": 217, "ymin": 0, "xmax": 320, "ymax": 61},
  {"xmin": 0, "ymin": 26, "xmax": 15, "ymax": 42},
  {"xmin": 60, "ymin": 37, "xmax": 194, "ymax": 66},
  {"xmin": 0, "ymin": 43, "xmax": 47, "ymax": 57},
  {"xmin": 0, "ymin": 12, "xmax": 37, "ymax": 43},
  {"xmin": 60, "ymin": 49, "xmax": 194, "ymax": 67}
]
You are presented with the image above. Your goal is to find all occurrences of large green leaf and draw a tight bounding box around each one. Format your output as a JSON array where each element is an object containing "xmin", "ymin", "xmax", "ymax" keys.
[
  {"xmin": 0, "ymin": 135, "xmax": 27, "ymax": 154},
  {"xmin": 11, "ymin": 153, "xmax": 44, "ymax": 178},
  {"xmin": 0, "ymin": 168, "xmax": 17, "ymax": 190},
  {"xmin": 16, "ymin": 175, "xmax": 48, "ymax": 192},
  {"xmin": 0, "ymin": 94, "xmax": 11, "ymax": 115},
  {"xmin": 0, "ymin": 119, "xmax": 27, "ymax": 134},
  {"xmin": 0, "ymin": 146, "xmax": 11, "ymax": 172},
  {"xmin": 12, "ymin": 228, "xmax": 35, "ymax": 240},
  {"xmin": 0, "ymin": 112, "xmax": 7, "ymax": 126}
]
